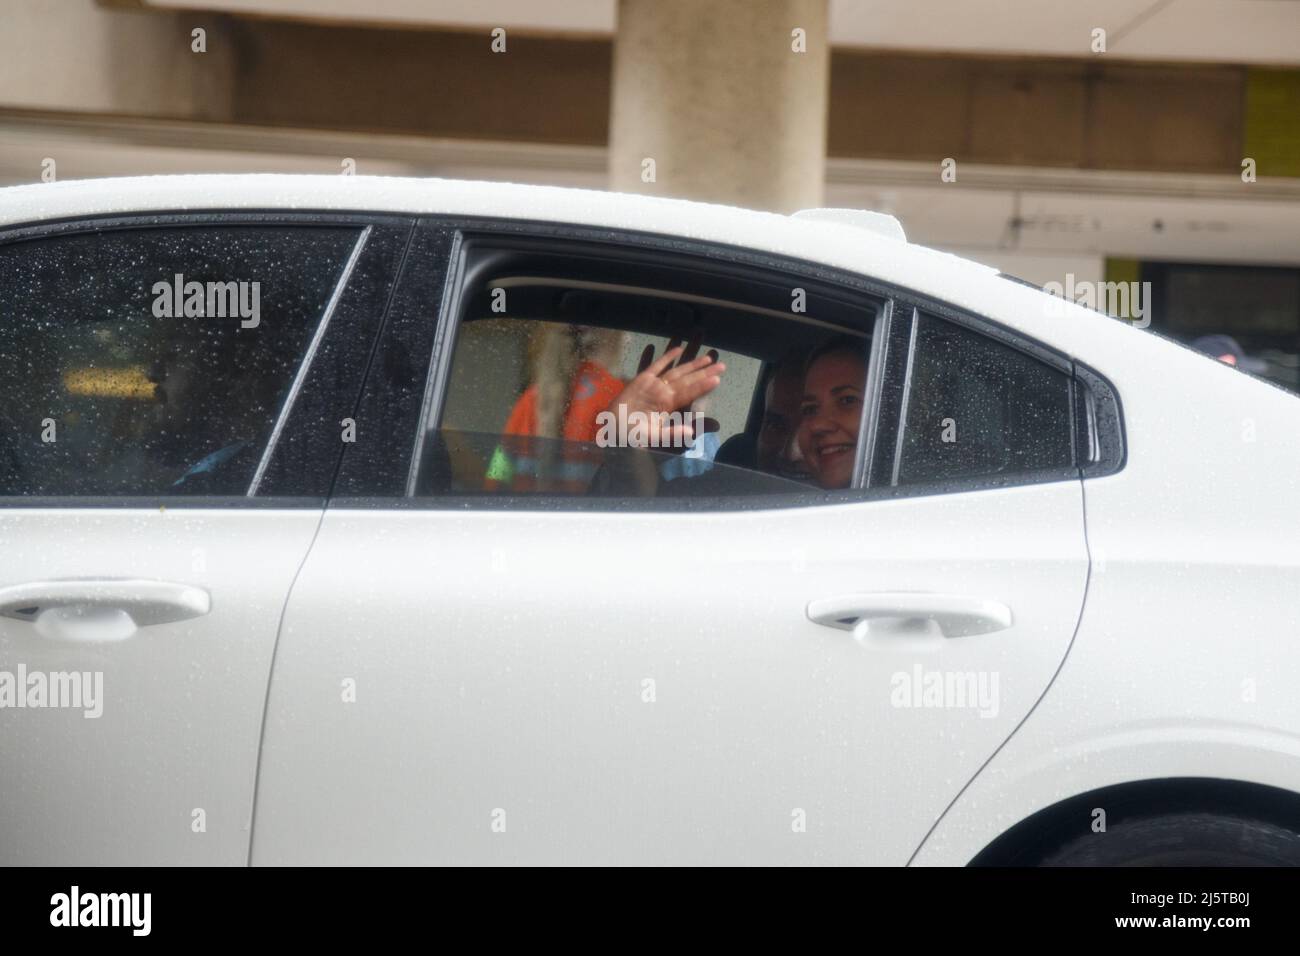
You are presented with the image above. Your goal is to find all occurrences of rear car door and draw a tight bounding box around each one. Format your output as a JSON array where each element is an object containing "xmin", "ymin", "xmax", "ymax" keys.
[
  {"xmin": 253, "ymin": 221, "xmax": 1091, "ymax": 864},
  {"xmin": 0, "ymin": 214, "xmax": 408, "ymax": 864}
]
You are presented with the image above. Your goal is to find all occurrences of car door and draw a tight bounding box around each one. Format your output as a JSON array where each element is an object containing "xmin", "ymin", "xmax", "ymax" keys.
[
  {"xmin": 252, "ymin": 221, "xmax": 1089, "ymax": 865},
  {"xmin": 0, "ymin": 214, "xmax": 408, "ymax": 864}
]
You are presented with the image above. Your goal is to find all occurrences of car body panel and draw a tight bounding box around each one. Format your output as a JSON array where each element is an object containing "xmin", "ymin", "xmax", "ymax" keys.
[
  {"xmin": 915, "ymin": 359, "xmax": 1300, "ymax": 864},
  {"xmin": 0, "ymin": 508, "xmax": 321, "ymax": 865},
  {"xmin": 253, "ymin": 486, "xmax": 1086, "ymax": 865}
]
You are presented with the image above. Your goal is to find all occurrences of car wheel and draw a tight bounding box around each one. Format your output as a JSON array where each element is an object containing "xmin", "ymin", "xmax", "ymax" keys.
[{"xmin": 1039, "ymin": 812, "xmax": 1300, "ymax": 866}]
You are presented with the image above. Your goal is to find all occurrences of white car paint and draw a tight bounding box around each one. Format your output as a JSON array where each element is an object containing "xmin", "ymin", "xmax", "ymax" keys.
[
  {"xmin": 914, "ymin": 355, "xmax": 1300, "ymax": 864},
  {"xmin": 251, "ymin": 486, "xmax": 1087, "ymax": 865},
  {"xmin": 0, "ymin": 510, "xmax": 321, "ymax": 865},
  {"xmin": 1, "ymin": 175, "xmax": 1298, "ymax": 865}
]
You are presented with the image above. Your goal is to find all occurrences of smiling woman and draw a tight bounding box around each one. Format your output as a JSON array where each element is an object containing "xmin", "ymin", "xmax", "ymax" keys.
[{"xmin": 798, "ymin": 336, "xmax": 869, "ymax": 490}]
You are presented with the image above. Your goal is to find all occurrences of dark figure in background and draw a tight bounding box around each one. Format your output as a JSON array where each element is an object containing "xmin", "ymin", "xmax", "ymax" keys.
[{"xmin": 1189, "ymin": 334, "xmax": 1267, "ymax": 373}]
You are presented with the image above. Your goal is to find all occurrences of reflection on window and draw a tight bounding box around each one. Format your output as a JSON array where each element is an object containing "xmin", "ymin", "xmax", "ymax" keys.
[
  {"xmin": 896, "ymin": 315, "xmax": 1074, "ymax": 486},
  {"xmin": 0, "ymin": 226, "xmax": 359, "ymax": 496},
  {"xmin": 428, "ymin": 287, "xmax": 873, "ymax": 499}
]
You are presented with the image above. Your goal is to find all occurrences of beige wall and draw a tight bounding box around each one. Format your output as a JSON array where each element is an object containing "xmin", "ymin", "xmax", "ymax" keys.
[
  {"xmin": 2, "ymin": 1, "xmax": 1297, "ymax": 272},
  {"xmin": 0, "ymin": 1, "xmax": 1282, "ymax": 178},
  {"xmin": 0, "ymin": 0, "xmax": 235, "ymax": 120}
]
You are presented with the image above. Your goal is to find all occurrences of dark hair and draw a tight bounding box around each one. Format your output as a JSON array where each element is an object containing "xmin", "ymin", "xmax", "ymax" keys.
[
  {"xmin": 762, "ymin": 347, "xmax": 808, "ymax": 390},
  {"xmin": 804, "ymin": 333, "xmax": 867, "ymax": 376},
  {"xmin": 1190, "ymin": 334, "xmax": 1244, "ymax": 362}
]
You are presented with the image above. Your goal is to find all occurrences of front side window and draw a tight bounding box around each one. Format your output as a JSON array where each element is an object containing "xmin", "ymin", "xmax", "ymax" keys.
[{"xmin": 0, "ymin": 224, "xmax": 362, "ymax": 497}]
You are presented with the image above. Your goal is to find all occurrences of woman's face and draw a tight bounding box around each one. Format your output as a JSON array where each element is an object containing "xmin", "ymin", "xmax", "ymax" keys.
[{"xmin": 797, "ymin": 350, "xmax": 866, "ymax": 489}]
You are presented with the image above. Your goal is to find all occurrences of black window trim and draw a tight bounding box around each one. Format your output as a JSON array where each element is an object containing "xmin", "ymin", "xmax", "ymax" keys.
[
  {"xmin": 855, "ymin": 298, "xmax": 894, "ymax": 489},
  {"xmin": 888, "ymin": 307, "xmax": 921, "ymax": 488},
  {"xmin": 247, "ymin": 223, "xmax": 373, "ymax": 495},
  {"xmin": 0, "ymin": 209, "xmax": 412, "ymax": 245},
  {"xmin": 1074, "ymin": 360, "xmax": 1126, "ymax": 478},
  {"xmin": 407, "ymin": 228, "xmax": 467, "ymax": 497},
  {"xmin": 0, "ymin": 210, "xmax": 415, "ymax": 508}
]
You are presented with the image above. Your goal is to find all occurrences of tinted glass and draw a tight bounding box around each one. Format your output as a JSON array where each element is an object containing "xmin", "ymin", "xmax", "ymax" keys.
[
  {"xmin": 422, "ymin": 282, "xmax": 874, "ymax": 500},
  {"xmin": 0, "ymin": 225, "xmax": 360, "ymax": 497},
  {"xmin": 896, "ymin": 313, "xmax": 1073, "ymax": 485}
]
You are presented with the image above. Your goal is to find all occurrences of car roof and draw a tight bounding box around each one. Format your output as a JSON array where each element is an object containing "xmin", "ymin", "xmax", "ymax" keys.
[
  {"xmin": 0, "ymin": 173, "xmax": 1253, "ymax": 396},
  {"xmin": 0, "ymin": 173, "xmax": 994, "ymax": 295}
]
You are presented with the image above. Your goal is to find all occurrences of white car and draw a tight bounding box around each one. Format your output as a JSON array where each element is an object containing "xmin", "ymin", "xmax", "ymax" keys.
[{"xmin": 1, "ymin": 175, "xmax": 1298, "ymax": 867}]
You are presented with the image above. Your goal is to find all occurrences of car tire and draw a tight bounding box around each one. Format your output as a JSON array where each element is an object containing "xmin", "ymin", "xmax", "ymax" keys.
[{"xmin": 1039, "ymin": 812, "xmax": 1300, "ymax": 866}]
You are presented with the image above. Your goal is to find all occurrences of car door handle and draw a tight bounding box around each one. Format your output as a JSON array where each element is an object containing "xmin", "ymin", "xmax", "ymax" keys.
[
  {"xmin": 807, "ymin": 592, "xmax": 1013, "ymax": 639},
  {"xmin": 0, "ymin": 578, "xmax": 211, "ymax": 642}
]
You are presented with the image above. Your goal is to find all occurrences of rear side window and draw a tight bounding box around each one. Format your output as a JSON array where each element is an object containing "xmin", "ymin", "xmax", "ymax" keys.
[
  {"xmin": 412, "ymin": 247, "xmax": 881, "ymax": 503},
  {"xmin": 894, "ymin": 312, "xmax": 1074, "ymax": 486},
  {"xmin": 0, "ymin": 225, "xmax": 361, "ymax": 497},
  {"xmin": 437, "ymin": 314, "xmax": 780, "ymax": 497}
]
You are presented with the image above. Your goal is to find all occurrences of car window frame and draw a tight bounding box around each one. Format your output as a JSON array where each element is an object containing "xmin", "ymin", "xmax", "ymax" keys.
[
  {"xmin": 338, "ymin": 218, "xmax": 889, "ymax": 511},
  {"xmin": 873, "ymin": 302, "xmax": 1078, "ymax": 498},
  {"xmin": 0, "ymin": 210, "xmax": 414, "ymax": 509},
  {"xmin": 330, "ymin": 214, "xmax": 1125, "ymax": 511},
  {"xmin": 873, "ymin": 296, "xmax": 1125, "ymax": 496}
]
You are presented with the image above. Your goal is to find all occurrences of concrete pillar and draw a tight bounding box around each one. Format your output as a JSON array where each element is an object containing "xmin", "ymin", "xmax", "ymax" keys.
[
  {"xmin": 0, "ymin": 0, "xmax": 235, "ymax": 122},
  {"xmin": 608, "ymin": 0, "xmax": 830, "ymax": 213}
]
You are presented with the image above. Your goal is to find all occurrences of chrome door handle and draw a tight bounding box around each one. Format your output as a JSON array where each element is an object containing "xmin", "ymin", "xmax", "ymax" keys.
[
  {"xmin": 807, "ymin": 592, "xmax": 1013, "ymax": 639},
  {"xmin": 0, "ymin": 578, "xmax": 211, "ymax": 642}
]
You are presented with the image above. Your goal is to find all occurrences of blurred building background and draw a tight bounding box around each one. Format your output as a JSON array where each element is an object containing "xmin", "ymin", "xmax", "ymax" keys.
[{"xmin": 2, "ymin": 0, "xmax": 1298, "ymax": 387}]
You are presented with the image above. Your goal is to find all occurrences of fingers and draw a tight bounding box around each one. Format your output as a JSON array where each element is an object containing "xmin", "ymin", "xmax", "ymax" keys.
[
  {"xmin": 642, "ymin": 333, "xmax": 714, "ymax": 378},
  {"xmin": 679, "ymin": 329, "xmax": 704, "ymax": 366},
  {"xmin": 636, "ymin": 343, "xmax": 656, "ymax": 375},
  {"xmin": 660, "ymin": 351, "xmax": 719, "ymax": 384},
  {"xmin": 644, "ymin": 345, "xmax": 685, "ymax": 378},
  {"xmin": 670, "ymin": 366, "xmax": 725, "ymax": 408},
  {"xmin": 676, "ymin": 376, "xmax": 722, "ymax": 409}
]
